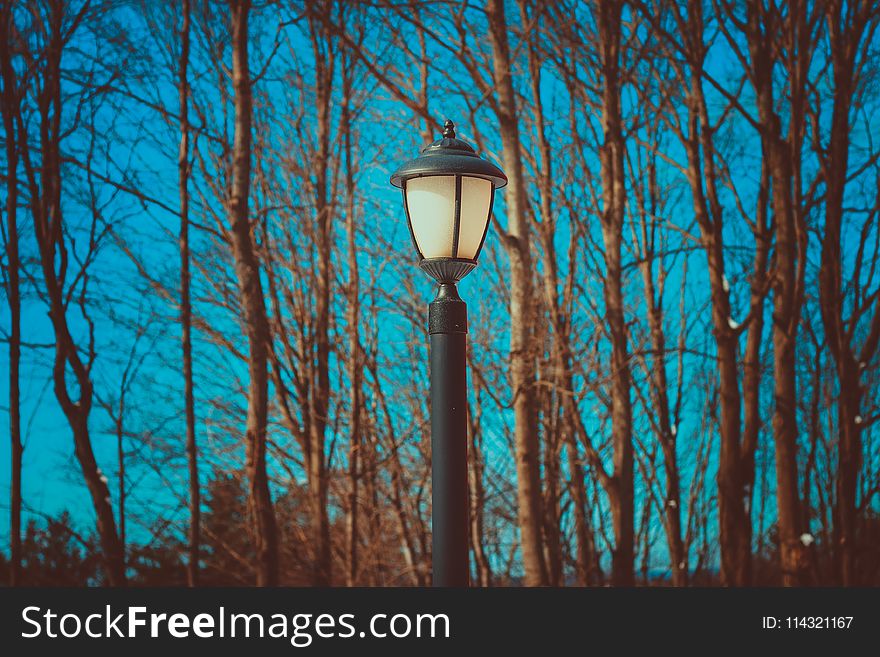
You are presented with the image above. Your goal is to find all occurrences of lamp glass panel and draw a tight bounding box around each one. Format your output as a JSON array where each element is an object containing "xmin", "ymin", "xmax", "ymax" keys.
[
  {"xmin": 405, "ymin": 175, "xmax": 455, "ymax": 258},
  {"xmin": 456, "ymin": 176, "xmax": 493, "ymax": 260}
]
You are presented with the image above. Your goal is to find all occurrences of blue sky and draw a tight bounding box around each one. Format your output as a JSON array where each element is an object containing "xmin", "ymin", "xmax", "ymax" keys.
[{"xmin": 1, "ymin": 1, "xmax": 879, "ymax": 580}]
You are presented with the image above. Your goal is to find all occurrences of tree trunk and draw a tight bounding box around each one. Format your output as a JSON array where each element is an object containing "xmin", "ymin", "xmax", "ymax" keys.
[
  {"xmin": 523, "ymin": 20, "xmax": 566, "ymax": 586},
  {"xmin": 755, "ymin": 69, "xmax": 804, "ymax": 590},
  {"xmin": 228, "ymin": 0, "xmax": 278, "ymax": 586},
  {"xmin": 818, "ymin": 3, "xmax": 880, "ymax": 586},
  {"xmin": 342, "ymin": 48, "xmax": 362, "ymax": 587},
  {"xmin": 296, "ymin": 2, "xmax": 336, "ymax": 586},
  {"xmin": 0, "ymin": 0, "xmax": 22, "ymax": 587},
  {"xmin": 834, "ymin": 367, "xmax": 861, "ymax": 586},
  {"xmin": 739, "ymin": 162, "xmax": 770, "ymax": 585},
  {"xmin": 565, "ymin": 433, "xmax": 598, "ymax": 586},
  {"xmin": 19, "ymin": 0, "xmax": 125, "ymax": 586},
  {"xmin": 745, "ymin": 0, "xmax": 816, "ymax": 587},
  {"xmin": 768, "ymin": 168, "xmax": 804, "ymax": 587},
  {"xmin": 655, "ymin": 0, "xmax": 765, "ymax": 588},
  {"xmin": 711, "ymin": 261, "xmax": 751, "ymax": 588},
  {"xmin": 486, "ymin": 0, "xmax": 547, "ymax": 586},
  {"xmin": 177, "ymin": 0, "xmax": 200, "ymax": 588},
  {"xmin": 630, "ymin": 103, "xmax": 688, "ymax": 586},
  {"xmin": 309, "ymin": 15, "xmax": 334, "ymax": 587},
  {"xmin": 638, "ymin": 249, "xmax": 686, "ymax": 586},
  {"xmin": 116, "ymin": 410, "xmax": 126, "ymax": 559},
  {"xmin": 468, "ymin": 376, "xmax": 493, "ymax": 587},
  {"xmin": 597, "ymin": 0, "xmax": 634, "ymax": 587},
  {"xmin": 0, "ymin": 2, "xmax": 24, "ymax": 586}
]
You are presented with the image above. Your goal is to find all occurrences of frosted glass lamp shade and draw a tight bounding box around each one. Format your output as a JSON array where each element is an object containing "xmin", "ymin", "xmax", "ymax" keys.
[
  {"xmin": 457, "ymin": 176, "xmax": 493, "ymax": 260},
  {"xmin": 389, "ymin": 119, "xmax": 507, "ymax": 282},
  {"xmin": 404, "ymin": 175, "xmax": 493, "ymax": 260}
]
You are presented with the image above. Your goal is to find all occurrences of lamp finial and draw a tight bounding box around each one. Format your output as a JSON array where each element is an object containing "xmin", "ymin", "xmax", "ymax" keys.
[{"xmin": 442, "ymin": 119, "xmax": 455, "ymax": 139}]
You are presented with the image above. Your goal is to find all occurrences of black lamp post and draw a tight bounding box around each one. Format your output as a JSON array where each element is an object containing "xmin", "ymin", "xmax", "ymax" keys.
[{"xmin": 391, "ymin": 120, "xmax": 507, "ymax": 587}]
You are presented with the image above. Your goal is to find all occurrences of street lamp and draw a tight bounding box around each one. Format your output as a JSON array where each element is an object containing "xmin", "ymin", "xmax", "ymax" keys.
[{"xmin": 391, "ymin": 119, "xmax": 507, "ymax": 587}]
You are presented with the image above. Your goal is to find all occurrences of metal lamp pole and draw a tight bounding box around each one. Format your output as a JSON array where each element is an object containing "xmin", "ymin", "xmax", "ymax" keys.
[
  {"xmin": 390, "ymin": 120, "xmax": 507, "ymax": 588},
  {"xmin": 429, "ymin": 281, "xmax": 469, "ymax": 586}
]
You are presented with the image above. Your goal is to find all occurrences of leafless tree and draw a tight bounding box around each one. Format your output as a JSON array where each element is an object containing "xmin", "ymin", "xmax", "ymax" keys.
[
  {"xmin": 814, "ymin": 0, "xmax": 880, "ymax": 587},
  {"xmin": 12, "ymin": 0, "xmax": 125, "ymax": 585},
  {"xmin": 0, "ymin": 0, "xmax": 23, "ymax": 588},
  {"xmin": 227, "ymin": 0, "xmax": 279, "ymax": 586}
]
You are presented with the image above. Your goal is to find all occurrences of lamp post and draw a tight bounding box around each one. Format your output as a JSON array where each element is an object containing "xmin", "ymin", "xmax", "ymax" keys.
[{"xmin": 391, "ymin": 120, "xmax": 507, "ymax": 587}]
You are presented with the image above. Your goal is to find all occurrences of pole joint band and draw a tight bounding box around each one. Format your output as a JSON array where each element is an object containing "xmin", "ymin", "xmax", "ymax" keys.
[{"xmin": 428, "ymin": 283, "xmax": 468, "ymax": 334}]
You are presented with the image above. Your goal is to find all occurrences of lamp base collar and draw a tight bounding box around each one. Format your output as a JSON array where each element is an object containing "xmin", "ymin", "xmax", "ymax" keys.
[{"xmin": 419, "ymin": 257, "xmax": 477, "ymax": 283}]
